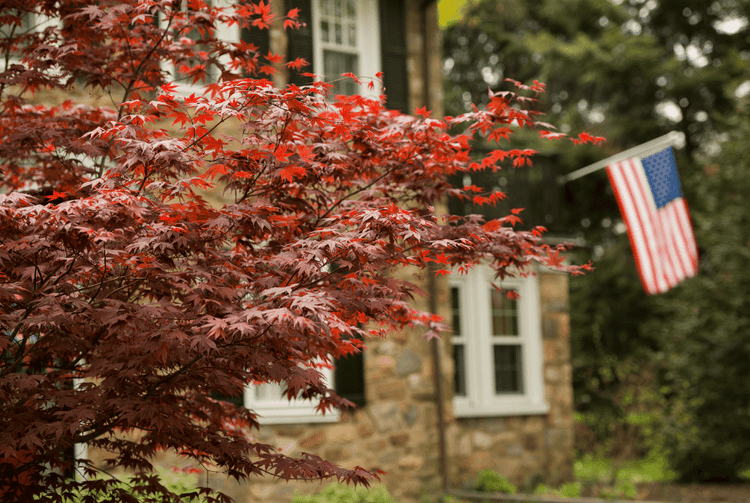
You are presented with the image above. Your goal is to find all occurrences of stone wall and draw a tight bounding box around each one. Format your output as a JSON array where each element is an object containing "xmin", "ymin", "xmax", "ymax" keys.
[{"xmin": 212, "ymin": 258, "xmax": 445, "ymax": 502}]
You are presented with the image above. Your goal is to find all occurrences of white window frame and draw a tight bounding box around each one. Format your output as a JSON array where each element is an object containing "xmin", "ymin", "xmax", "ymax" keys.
[
  {"xmin": 311, "ymin": 0, "xmax": 381, "ymax": 98},
  {"xmin": 450, "ymin": 264, "xmax": 549, "ymax": 417},
  {"xmin": 243, "ymin": 365, "xmax": 340, "ymax": 425}
]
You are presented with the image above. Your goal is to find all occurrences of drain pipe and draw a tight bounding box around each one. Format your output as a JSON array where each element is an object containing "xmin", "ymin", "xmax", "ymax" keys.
[
  {"xmin": 428, "ymin": 268, "xmax": 449, "ymax": 495},
  {"xmin": 419, "ymin": 0, "xmax": 449, "ymax": 495}
]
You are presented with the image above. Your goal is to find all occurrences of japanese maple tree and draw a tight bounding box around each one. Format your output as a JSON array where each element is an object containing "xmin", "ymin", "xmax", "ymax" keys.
[{"xmin": 0, "ymin": 1, "xmax": 595, "ymax": 501}]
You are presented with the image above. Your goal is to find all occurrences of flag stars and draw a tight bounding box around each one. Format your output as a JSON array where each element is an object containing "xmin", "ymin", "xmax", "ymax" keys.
[{"xmin": 642, "ymin": 148, "xmax": 684, "ymax": 208}]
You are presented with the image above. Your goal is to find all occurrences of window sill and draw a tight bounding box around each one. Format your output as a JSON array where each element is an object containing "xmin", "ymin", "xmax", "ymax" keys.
[
  {"xmin": 250, "ymin": 405, "xmax": 341, "ymax": 425},
  {"xmin": 453, "ymin": 398, "xmax": 549, "ymax": 418},
  {"xmin": 252, "ymin": 408, "xmax": 341, "ymax": 425}
]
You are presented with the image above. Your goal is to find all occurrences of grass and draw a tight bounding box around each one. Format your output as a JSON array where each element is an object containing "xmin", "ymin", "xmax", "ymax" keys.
[
  {"xmin": 463, "ymin": 454, "xmax": 678, "ymax": 501},
  {"xmin": 572, "ymin": 453, "xmax": 678, "ymax": 500},
  {"xmin": 575, "ymin": 453, "xmax": 677, "ymax": 485}
]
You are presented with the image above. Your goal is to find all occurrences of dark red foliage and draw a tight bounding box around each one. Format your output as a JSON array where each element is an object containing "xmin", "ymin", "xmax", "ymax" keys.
[{"xmin": 0, "ymin": 1, "xmax": 594, "ymax": 501}]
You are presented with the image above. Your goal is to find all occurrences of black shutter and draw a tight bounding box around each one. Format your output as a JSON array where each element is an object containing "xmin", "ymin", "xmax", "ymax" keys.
[
  {"xmin": 241, "ymin": 30, "xmax": 270, "ymax": 75},
  {"xmin": 238, "ymin": 0, "xmax": 270, "ymax": 76},
  {"xmin": 286, "ymin": 0, "xmax": 314, "ymax": 86},
  {"xmin": 329, "ymin": 261, "xmax": 366, "ymax": 408},
  {"xmin": 379, "ymin": 0, "xmax": 409, "ymax": 113},
  {"xmin": 335, "ymin": 338, "xmax": 366, "ymax": 408}
]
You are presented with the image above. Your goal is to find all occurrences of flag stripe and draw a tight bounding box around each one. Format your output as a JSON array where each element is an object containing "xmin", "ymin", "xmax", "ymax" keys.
[
  {"xmin": 675, "ymin": 198, "xmax": 699, "ymax": 266},
  {"xmin": 657, "ymin": 204, "xmax": 681, "ymax": 287},
  {"xmin": 665, "ymin": 201, "xmax": 692, "ymax": 278},
  {"xmin": 663, "ymin": 203, "xmax": 687, "ymax": 280},
  {"xmin": 669, "ymin": 202, "xmax": 695, "ymax": 281},
  {"xmin": 606, "ymin": 148, "xmax": 698, "ymax": 294},
  {"xmin": 647, "ymin": 189, "xmax": 677, "ymax": 289},
  {"xmin": 607, "ymin": 160, "xmax": 660, "ymax": 293}
]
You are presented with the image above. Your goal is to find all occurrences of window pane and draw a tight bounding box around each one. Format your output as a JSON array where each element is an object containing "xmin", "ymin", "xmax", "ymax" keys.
[
  {"xmin": 347, "ymin": 23, "xmax": 356, "ymax": 46},
  {"xmin": 454, "ymin": 343, "xmax": 467, "ymax": 397},
  {"xmin": 491, "ymin": 288, "xmax": 518, "ymax": 336},
  {"xmin": 334, "ymin": 22, "xmax": 342, "ymax": 44},
  {"xmin": 493, "ymin": 344, "xmax": 523, "ymax": 393},
  {"xmin": 318, "ymin": 0, "xmax": 357, "ymax": 49},
  {"xmin": 450, "ymin": 286, "xmax": 467, "ymax": 397},
  {"xmin": 323, "ymin": 50, "xmax": 358, "ymax": 95}
]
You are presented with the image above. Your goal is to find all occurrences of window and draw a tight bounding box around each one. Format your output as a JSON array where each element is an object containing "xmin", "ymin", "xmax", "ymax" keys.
[
  {"xmin": 450, "ymin": 264, "xmax": 548, "ymax": 417},
  {"xmin": 235, "ymin": 350, "xmax": 364, "ymax": 424},
  {"xmin": 243, "ymin": 365, "xmax": 340, "ymax": 425},
  {"xmin": 241, "ymin": 275, "xmax": 365, "ymax": 424},
  {"xmin": 311, "ymin": 0, "xmax": 380, "ymax": 97},
  {"xmin": 161, "ymin": 0, "xmax": 382, "ymax": 96}
]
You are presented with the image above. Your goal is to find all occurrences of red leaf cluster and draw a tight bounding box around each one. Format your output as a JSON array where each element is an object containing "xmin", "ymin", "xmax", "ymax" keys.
[{"xmin": 0, "ymin": 1, "xmax": 595, "ymax": 501}]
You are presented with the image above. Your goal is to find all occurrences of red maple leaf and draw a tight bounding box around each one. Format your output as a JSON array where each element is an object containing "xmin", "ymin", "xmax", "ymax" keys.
[{"xmin": 278, "ymin": 164, "xmax": 307, "ymax": 182}]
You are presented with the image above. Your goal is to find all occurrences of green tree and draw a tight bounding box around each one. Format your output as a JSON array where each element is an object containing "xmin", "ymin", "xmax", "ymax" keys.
[
  {"xmin": 443, "ymin": 0, "xmax": 749, "ymax": 234},
  {"xmin": 650, "ymin": 113, "xmax": 750, "ymax": 482},
  {"xmin": 443, "ymin": 0, "xmax": 750, "ymax": 477}
]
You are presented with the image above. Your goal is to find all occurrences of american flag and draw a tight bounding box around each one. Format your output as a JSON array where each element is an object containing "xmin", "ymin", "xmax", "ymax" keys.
[{"xmin": 606, "ymin": 147, "xmax": 698, "ymax": 294}]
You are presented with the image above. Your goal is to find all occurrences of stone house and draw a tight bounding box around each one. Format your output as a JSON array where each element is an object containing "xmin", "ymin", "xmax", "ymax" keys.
[
  {"xmin": 13, "ymin": 0, "xmax": 575, "ymax": 500},
  {"xmin": 170, "ymin": 1, "xmax": 577, "ymax": 502}
]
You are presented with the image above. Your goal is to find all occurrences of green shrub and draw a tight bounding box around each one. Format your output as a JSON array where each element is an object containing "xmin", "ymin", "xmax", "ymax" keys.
[
  {"xmin": 473, "ymin": 470, "xmax": 517, "ymax": 495},
  {"xmin": 559, "ymin": 482, "xmax": 582, "ymax": 498},
  {"xmin": 533, "ymin": 483, "xmax": 559, "ymax": 497},
  {"xmin": 533, "ymin": 481, "xmax": 580, "ymax": 499},
  {"xmin": 292, "ymin": 482, "xmax": 397, "ymax": 503}
]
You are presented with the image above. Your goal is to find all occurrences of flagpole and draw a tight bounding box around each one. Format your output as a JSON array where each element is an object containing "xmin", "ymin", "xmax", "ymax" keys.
[{"xmin": 557, "ymin": 131, "xmax": 685, "ymax": 185}]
